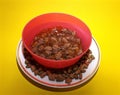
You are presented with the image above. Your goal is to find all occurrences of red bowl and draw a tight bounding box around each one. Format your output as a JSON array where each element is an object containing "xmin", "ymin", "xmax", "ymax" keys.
[{"xmin": 22, "ymin": 13, "xmax": 92, "ymax": 69}]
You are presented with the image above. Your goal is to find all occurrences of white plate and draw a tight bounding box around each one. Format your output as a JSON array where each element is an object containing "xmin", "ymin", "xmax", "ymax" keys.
[{"xmin": 16, "ymin": 38, "xmax": 100, "ymax": 88}]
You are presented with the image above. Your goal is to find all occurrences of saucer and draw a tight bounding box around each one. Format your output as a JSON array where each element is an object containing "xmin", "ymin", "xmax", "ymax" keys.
[{"xmin": 16, "ymin": 38, "xmax": 100, "ymax": 88}]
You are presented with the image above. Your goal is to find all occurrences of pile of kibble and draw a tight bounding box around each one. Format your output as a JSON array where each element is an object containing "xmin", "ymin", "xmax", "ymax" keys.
[
  {"xmin": 31, "ymin": 26, "xmax": 83, "ymax": 60},
  {"xmin": 23, "ymin": 47, "xmax": 95, "ymax": 84}
]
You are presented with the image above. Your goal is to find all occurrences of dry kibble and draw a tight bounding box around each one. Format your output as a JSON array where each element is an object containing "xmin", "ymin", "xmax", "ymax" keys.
[
  {"xmin": 52, "ymin": 27, "xmax": 58, "ymax": 32},
  {"xmin": 63, "ymin": 70, "xmax": 67, "ymax": 74},
  {"xmin": 23, "ymin": 46, "xmax": 95, "ymax": 84},
  {"xmin": 45, "ymin": 50, "xmax": 52, "ymax": 55},
  {"xmin": 55, "ymin": 52, "xmax": 62, "ymax": 60},
  {"xmin": 73, "ymin": 65, "xmax": 79, "ymax": 71},
  {"xmin": 74, "ymin": 74, "xmax": 79, "ymax": 79},
  {"xmin": 31, "ymin": 26, "xmax": 83, "ymax": 60},
  {"xmin": 77, "ymin": 49, "xmax": 83, "ymax": 55},
  {"xmin": 31, "ymin": 47, "xmax": 37, "ymax": 53},
  {"xmin": 62, "ymin": 38, "xmax": 68, "ymax": 43},
  {"xmin": 48, "ymin": 74, "xmax": 55, "ymax": 81},
  {"xmin": 44, "ymin": 46, "xmax": 52, "ymax": 51},
  {"xmin": 41, "ymin": 32, "xmax": 47, "ymax": 38},
  {"xmin": 87, "ymin": 49, "xmax": 92, "ymax": 54},
  {"xmin": 65, "ymin": 78, "xmax": 72, "ymax": 84},
  {"xmin": 72, "ymin": 46, "xmax": 79, "ymax": 50},
  {"xmin": 44, "ymin": 37, "xmax": 49, "ymax": 43},
  {"xmin": 66, "ymin": 55, "xmax": 73, "ymax": 59},
  {"xmin": 51, "ymin": 37, "xmax": 57, "ymax": 42},
  {"xmin": 63, "ymin": 43, "xmax": 70, "ymax": 48},
  {"xmin": 39, "ymin": 70, "xmax": 44, "ymax": 75},
  {"xmin": 40, "ymin": 72, "xmax": 47, "ymax": 78},
  {"xmin": 85, "ymin": 59, "xmax": 92, "ymax": 64},
  {"xmin": 38, "ymin": 67, "xmax": 43, "ymax": 71},
  {"xmin": 52, "ymin": 44, "xmax": 59, "ymax": 50},
  {"xmin": 46, "ymin": 70, "xmax": 51, "ymax": 75},
  {"xmin": 61, "ymin": 28, "xmax": 67, "ymax": 32},
  {"xmin": 34, "ymin": 70, "xmax": 39, "ymax": 75},
  {"xmin": 56, "ymin": 74, "xmax": 65, "ymax": 82},
  {"xmin": 25, "ymin": 63, "xmax": 31, "ymax": 68},
  {"xmin": 79, "ymin": 73, "xmax": 82, "ymax": 79},
  {"xmin": 80, "ymin": 68, "xmax": 86, "ymax": 73},
  {"xmin": 82, "ymin": 64, "xmax": 88, "ymax": 69},
  {"xmin": 72, "ymin": 31, "xmax": 76, "ymax": 36},
  {"xmin": 79, "ymin": 64, "xmax": 87, "ymax": 73},
  {"xmin": 38, "ymin": 45, "xmax": 44, "ymax": 51},
  {"xmin": 69, "ymin": 74, "xmax": 74, "ymax": 79},
  {"xmin": 67, "ymin": 67, "xmax": 72, "ymax": 74},
  {"xmin": 91, "ymin": 55, "xmax": 95, "ymax": 60},
  {"xmin": 31, "ymin": 65, "xmax": 36, "ymax": 72},
  {"xmin": 75, "ymin": 69, "xmax": 81, "ymax": 75},
  {"xmin": 31, "ymin": 41, "xmax": 38, "ymax": 48},
  {"xmin": 38, "ymin": 38, "xmax": 44, "ymax": 45},
  {"xmin": 25, "ymin": 60, "xmax": 29, "ymax": 65},
  {"xmin": 34, "ymin": 36, "xmax": 39, "ymax": 41},
  {"xmin": 76, "ymin": 38, "xmax": 80, "ymax": 43}
]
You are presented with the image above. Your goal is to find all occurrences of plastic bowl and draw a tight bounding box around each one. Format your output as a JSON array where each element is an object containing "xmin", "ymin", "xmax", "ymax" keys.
[{"xmin": 22, "ymin": 13, "xmax": 92, "ymax": 69}]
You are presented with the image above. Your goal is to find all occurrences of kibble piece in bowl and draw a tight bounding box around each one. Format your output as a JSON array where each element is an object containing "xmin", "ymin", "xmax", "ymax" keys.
[{"xmin": 31, "ymin": 26, "xmax": 83, "ymax": 60}]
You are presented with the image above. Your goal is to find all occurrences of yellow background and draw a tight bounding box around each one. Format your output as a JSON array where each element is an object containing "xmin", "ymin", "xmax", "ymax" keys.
[{"xmin": 0, "ymin": 0, "xmax": 120, "ymax": 95}]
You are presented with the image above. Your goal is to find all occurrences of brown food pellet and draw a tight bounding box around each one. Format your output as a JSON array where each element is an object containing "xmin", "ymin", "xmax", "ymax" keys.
[
  {"xmin": 79, "ymin": 73, "xmax": 82, "ymax": 79},
  {"xmin": 67, "ymin": 67, "xmax": 73, "ymax": 74},
  {"xmin": 31, "ymin": 26, "xmax": 83, "ymax": 60},
  {"xmin": 46, "ymin": 70, "xmax": 52, "ymax": 75},
  {"xmin": 75, "ymin": 69, "xmax": 81, "ymax": 75},
  {"xmin": 23, "ymin": 46, "xmax": 95, "ymax": 84},
  {"xmin": 82, "ymin": 64, "xmax": 88, "ymax": 69},
  {"xmin": 31, "ymin": 65, "xmax": 36, "ymax": 72},
  {"xmin": 39, "ymin": 72, "xmax": 47, "ymax": 78},
  {"xmin": 69, "ymin": 73, "xmax": 74, "ymax": 79},
  {"xmin": 74, "ymin": 74, "xmax": 79, "ymax": 79},
  {"xmin": 34, "ymin": 70, "xmax": 39, "ymax": 75},
  {"xmin": 81, "ymin": 69, "xmax": 86, "ymax": 73},
  {"xmin": 25, "ymin": 63, "xmax": 31, "ymax": 68},
  {"xmin": 73, "ymin": 65, "xmax": 79, "ymax": 71},
  {"xmin": 25, "ymin": 60, "xmax": 29, "ymax": 64},
  {"xmin": 65, "ymin": 78, "xmax": 72, "ymax": 84},
  {"xmin": 55, "ymin": 74, "xmax": 65, "ymax": 82},
  {"xmin": 48, "ymin": 74, "xmax": 55, "ymax": 81}
]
